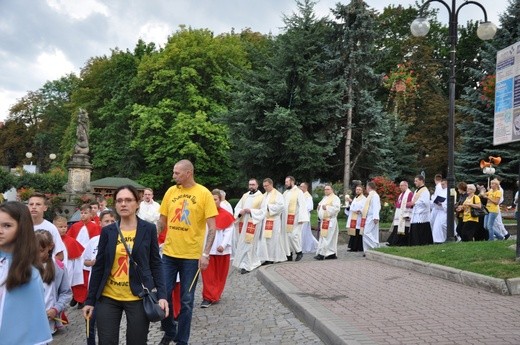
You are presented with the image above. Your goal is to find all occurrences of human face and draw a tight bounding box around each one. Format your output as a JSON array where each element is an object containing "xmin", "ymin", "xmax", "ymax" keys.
[
  {"xmin": 399, "ymin": 183, "xmax": 407, "ymax": 192},
  {"xmin": 143, "ymin": 190, "xmax": 153, "ymax": 202},
  {"xmin": 39, "ymin": 243, "xmax": 53, "ymax": 262},
  {"xmin": 355, "ymin": 186, "xmax": 363, "ymax": 196},
  {"xmin": 263, "ymin": 182, "xmax": 273, "ymax": 193},
  {"xmin": 414, "ymin": 178, "xmax": 422, "ymax": 188},
  {"xmin": 100, "ymin": 214, "xmax": 116, "ymax": 227},
  {"xmin": 213, "ymin": 194, "xmax": 221, "ymax": 208},
  {"xmin": 54, "ymin": 220, "xmax": 68, "ymax": 236},
  {"xmin": 172, "ymin": 164, "xmax": 189, "ymax": 186},
  {"xmin": 299, "ymin": 183, "xmax": 307, "ymax": 193},
  {"xmin": 248, "ymin": 180, "xmax": 258, "ymax": 193},
  {"xmin": 0, "ymin": 210, "xmax": 18, "ymax": 253},
  {"xmin": 99, "ymin": 200, "xmax": 107, "ymax": 210},
  {"xmin": 324, "ymin": 186, "xmax": 333, "ymax": 196},
  {"xmin": 80, "ymin": 210, "xmax": 91, "ymax": 222},
  {"xmin": 90, "ymin": 205, "xmax": 99, "ymax": 216},
  {"xmin": 441, "ymin": 181, "xmax": 448, "ymax": 189},
  {"xmin": 490, "ymin": 181, "xmax": 499, "ymax": 190},
  {"xmin": 115, "ymin": 189, "xmax": 138, "ymax": 218},
  {"xmin": 285, "ymin": 178, "xmax": 294, "ymax": 189},
  {"xmin": 28, "ymin": 196, "xmax": 47, "ymax": 221}
]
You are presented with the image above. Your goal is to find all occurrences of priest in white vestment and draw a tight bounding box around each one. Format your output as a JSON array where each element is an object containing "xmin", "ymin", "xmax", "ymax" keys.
[
  {"xmin": 345, "ymin": 185, "xmax": 366, "ymax": 252},
  {"xmin": 282, "ymin": 176, "xmax": 310, "ymax": 261},
  {"xmin": 431, "ymin": 179, "xmax": 448, "ymax": 243},
  {"xmin": 137, "ymin": 188, "xmax": 161, "ymax": 225},
  {"xmin": 300, "ymin": 182, "xmax": 318, "ymax": 253},
  {"xmin": 259, "ymin": 178, "xmax": 287, "ymax": 264},
  {"xmin": 233, "ymin": 179, "xmax": 266, "ymax": 274},
  {"xmin": 429, "ymin": 174, "xmax": 443, "ymax": 227},
  {"xmin": 315, "ymin": 184, "xmax": 341, "ymax": 260},
  {"xmin": 387, "ymin": 181, "xmax": 413, "ymax": 246},
  {"xmin": 361, "ymin": 182, "xmax": 380, "ymax": 253},
  {"xmin": 408, "ymin": 175, "xmax": 433, "ymax": 245}
]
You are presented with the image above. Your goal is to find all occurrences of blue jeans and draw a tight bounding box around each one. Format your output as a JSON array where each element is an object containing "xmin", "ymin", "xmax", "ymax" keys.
[
  {"xmin": 161, "ymin": 255, "xmax": 199, "ymax": 345},
  {"xmin": 484, "ymin": 212, "xmax": 503, "ymax": 240}
]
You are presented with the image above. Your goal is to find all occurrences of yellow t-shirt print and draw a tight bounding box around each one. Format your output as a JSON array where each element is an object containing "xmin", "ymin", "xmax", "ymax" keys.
[{"xmin": 102, "ymin": 229, "xmax": 140, "ymax": 301}]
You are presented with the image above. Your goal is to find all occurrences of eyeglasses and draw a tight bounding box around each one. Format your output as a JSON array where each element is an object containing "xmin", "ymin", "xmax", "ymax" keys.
[{"xmin": 115, "ymin": 198, "xmax": 136, "ymax": 204}]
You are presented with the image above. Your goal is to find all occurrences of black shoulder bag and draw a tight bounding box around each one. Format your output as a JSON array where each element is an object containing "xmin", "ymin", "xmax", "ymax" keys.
[
  {"xmin": 116, "ymin": 222, "xmax": 165, "ymax": 322},
  {"xmin": 470, "ymin": 196, "xmax": 489, "ymax": 217}
]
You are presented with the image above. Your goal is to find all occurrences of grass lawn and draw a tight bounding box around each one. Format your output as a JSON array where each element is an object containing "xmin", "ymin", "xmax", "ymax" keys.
[{"xmin": 376, "ymin": 241, "xmax": 520, "ymax": 279}]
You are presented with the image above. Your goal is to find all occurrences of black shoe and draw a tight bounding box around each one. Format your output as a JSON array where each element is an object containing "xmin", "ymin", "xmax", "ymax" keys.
[
  {"xmin": 313, "ymin": 255, "xmax": 324, "ymax": 261},
  {"xmin": 287, "ymin": 254, "xmax": 293, "ymax": 261},
  {"xmin": 200, "ymin": 300, "xmax": 212, "ymax": 308},
  {"xmin": 240, "ymin": 268, "xmax": 249, "ymax": 274},
  {"xmin": 158, "ymin": 335, "xmax": 174, "ymax": 345},
  {"xmin": 295, "ymin": 252, "xmax": 303, "ymax": 261},
  {"xmin": 505, "ymin": 234, "xmax": 511, "ymax": 240},
  {"xmin": 77, "ymin": 302, "xmax": 85, "ymax": 309},
  {"xmin": 70, "ymin": 299, "xmax": 77, "ymax": 307},
  {"xmin": 262, "ymin": 261, "xmax": 273, "ymax": 266},
  {"xmin": 324, "ymin": 254, "xmax": 337, "ymax": 260}
]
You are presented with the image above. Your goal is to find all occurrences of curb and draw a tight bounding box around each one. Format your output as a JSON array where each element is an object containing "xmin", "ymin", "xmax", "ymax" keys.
[
  {"xmin": 366, "ymin": 251, "xmax": 520, "ymax": 295},
  {"xmin": 257, "ymin": 265, "xmax": 377, "ymax": 345}
]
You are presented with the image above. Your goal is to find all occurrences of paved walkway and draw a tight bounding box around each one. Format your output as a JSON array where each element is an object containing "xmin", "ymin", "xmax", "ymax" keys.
[{"xmin": 52, "ymin": 244, "xmax": 520, "ymax": 344}]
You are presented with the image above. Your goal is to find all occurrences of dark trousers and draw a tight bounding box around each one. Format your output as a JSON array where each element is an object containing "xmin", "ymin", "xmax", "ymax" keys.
[{"xmin": 95, "ymin": 296, "xmax": 149, "ymax": 345}]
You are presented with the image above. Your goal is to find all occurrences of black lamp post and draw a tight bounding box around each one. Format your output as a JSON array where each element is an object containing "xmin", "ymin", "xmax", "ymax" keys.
[{"xmin": 410, "ymin": 0, "xmax": 497, "ymax": 239}]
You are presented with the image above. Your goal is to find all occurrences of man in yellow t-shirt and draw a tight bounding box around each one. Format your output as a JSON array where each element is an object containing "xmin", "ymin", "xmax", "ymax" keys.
[{"xmin": 158, "ymin": 159, "xmax": 218, "ymax": 345}]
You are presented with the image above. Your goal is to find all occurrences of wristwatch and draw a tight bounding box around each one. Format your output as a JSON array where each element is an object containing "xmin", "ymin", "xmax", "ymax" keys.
[{"xmin": 202, "ymin": 253, "xmax": 210, "ymax": 258}]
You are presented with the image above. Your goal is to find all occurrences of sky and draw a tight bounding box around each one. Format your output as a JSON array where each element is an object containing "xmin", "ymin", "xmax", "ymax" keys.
[{"xmin": 0, "ymin": 0, "xmax": 510, "ymax": 122}]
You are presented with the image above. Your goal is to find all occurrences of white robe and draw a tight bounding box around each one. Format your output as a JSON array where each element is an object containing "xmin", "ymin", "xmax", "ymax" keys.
[
  {"xmin": 411, "ymin": 186, "xmax": 431, "ymax": 224},
  {"xmin": 431, "ymin": 187, "xmax": 448, "ymax": 243},
  {"xmin": 316, "ymin": 194, "xmax": 341, "ymax": 256},
  {"xmin": 362, "ymin": 191, "xmax": 380, "ymax": 251},
  {"xmin": 259, "ymin": 189, "xmax": 287, "ymax": 262},
  {"xmin": 137, "ymin": 200, "xmax": 161, "ymax": 225},
  {"xmin": 233, "ymin": 191, "xmax": 266, "ymax": 271},
  {"xmin": 430, "ymin": 182, "xmax": 443, "ymax": 225},
  {"xmin": 345, "ymin": 195, "xmax": 366, "ymax": 230},
  {"xmin": 301, "ymin": 191, "xmax": 318, "ymax": 253},
  {"xmin": 282, "ymin": 187, "xmax": 310, "ymax": 255}
]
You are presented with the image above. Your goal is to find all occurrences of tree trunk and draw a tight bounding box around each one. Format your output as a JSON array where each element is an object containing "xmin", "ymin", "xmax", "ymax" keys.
[{"xmin": 343, "ymin": 83, "xmax": 353, "ymax": 196}]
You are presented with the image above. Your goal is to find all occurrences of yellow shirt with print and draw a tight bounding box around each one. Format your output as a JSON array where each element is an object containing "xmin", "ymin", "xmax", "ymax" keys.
[
  {"xmin": 485, "ymin": 189, "xmax": 501, "ymax": 213},
  {"xmin": 161, "ymin": 184, "xmax": 218, "ymax": 259},
  {"xmin": 462, "ymin": 195, "xmax": 481, "ymax": 223},
  {"xmin": 102, "ymin": 229, "xmax": 140, "ymax": 301}
]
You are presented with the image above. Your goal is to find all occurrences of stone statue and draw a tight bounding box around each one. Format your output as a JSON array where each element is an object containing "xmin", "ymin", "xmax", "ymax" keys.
[{"xmin": 74, "ymin": 108, "xmax": 89, "ymax": 155}]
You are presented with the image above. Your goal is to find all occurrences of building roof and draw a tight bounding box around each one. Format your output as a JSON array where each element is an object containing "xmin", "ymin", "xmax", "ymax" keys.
[{"xmin": 90, "ymin": 177, "xmax": 146, "ymax": 189}]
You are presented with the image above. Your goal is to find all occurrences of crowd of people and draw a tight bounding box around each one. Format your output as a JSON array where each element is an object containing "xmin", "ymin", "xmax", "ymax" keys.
[
  {"xmin": 1, "ymin": 162, "xmax": 518, "ymax": 344},
  {"xmin": 386, "ymin": 174, "xmax": 515, "ymax": 246}
]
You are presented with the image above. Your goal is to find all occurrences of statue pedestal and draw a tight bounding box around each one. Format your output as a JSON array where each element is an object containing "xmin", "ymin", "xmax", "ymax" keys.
[{"xmin": 64, "ymin": 154, "xmax": 92, "ymax": 193}]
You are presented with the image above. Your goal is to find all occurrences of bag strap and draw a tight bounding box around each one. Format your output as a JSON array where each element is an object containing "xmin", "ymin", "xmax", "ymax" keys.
[{"xmin": 115, "ymin": 222, "xmax": 148, "ymax": 292}]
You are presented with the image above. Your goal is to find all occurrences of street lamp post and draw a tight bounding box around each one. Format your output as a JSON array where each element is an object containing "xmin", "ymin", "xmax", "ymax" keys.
[{"xmin": 411, "ymin": 0, "xmax": 497, "ymax": 239}]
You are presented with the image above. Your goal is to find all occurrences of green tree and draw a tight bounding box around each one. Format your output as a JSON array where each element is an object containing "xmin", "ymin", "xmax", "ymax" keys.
[{"xmin": 226, "ymin": 0, "xmax": 341, "ymax": 185}]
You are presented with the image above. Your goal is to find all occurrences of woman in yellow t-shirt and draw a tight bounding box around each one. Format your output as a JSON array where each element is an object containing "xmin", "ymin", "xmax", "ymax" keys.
[
  {"xmin": 83, "ymin": 185, "xmax": 168, "ymax": 344},
  {"xmin": 482, "ymin": 179, "xmax": 504, "ymax": 241},
  {"xmin": 457, "ymin": 184, "xmax": 482, "ymax": 241}
]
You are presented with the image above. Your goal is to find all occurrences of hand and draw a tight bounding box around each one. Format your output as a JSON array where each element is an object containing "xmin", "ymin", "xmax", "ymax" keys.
[
  {"xmin": 158, "ymin": 299, "xmax": 169, "ymax": 318},
  {"xmin": 373, "ymin": 219, "xmax": 379, "ymax": 224},
  {"xmin": 322, "ymin": 205, "xmax": 327, "ymax": 210},
  {"xmin": 83, "ymin": 306, "xmax": 94, "ymax": 320},
  {"xmin": 46, "ymin": 308, "xmax": 58, "ymax": 320},
  {"xmin": 199, "ymin": 255, "xmax": 210, "ymax": 270},
  {"xmin": 217, "ymin": 245, "xmax": 224, "ymax": 253}
]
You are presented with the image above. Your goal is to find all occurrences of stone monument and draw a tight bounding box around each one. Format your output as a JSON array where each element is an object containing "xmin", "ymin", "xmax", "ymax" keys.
[{"xmin": 64, "ymin": 108, "xmax": 92, "ymax": 193}]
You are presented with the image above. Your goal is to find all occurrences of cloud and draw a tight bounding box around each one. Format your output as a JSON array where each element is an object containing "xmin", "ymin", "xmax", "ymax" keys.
[{"xmin": 46, "ymin": 0, "xmax": 109, "ymax": 20}]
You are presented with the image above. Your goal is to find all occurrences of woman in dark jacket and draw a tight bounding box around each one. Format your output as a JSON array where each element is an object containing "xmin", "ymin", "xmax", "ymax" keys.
[{"xmin": 83, "ymin": 185, "xmax": 168, "ymax": 345}]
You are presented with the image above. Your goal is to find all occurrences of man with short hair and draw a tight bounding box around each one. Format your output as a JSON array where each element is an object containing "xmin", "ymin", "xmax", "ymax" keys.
[
  {"xmin": 387, "ymin": 181, "xmax": 413, "ymax": 246},
  {"xmin": 233, "ymin": 178, "xmax": 266, "ymax": 274},
  {"xmin": 260, "ymin": 178, "xmax": 287, "ymax": 265},
  {"xmin": 89, "ymin": 201, "xmax": 100, "ymax": 225},
  {"xmin": 137, "ymin": 187, "xmax": 161, "ymax": 226},
  {"xmin": 300, "ymin": 182, "xmax": 318, "ymax": 253},
  {"xmin": 314, "ymin": 184, "xmax": 341, "ymax": 260},
  {"xmin": 431, "ymin": 179, "xmax": 448, "ymax": 243},
  {"xmin": 28, "ymin": 193, "xmax": 66, "ymax": 261},
  {"xmin": 408, "ymin": 175, "xmax": 433, "ymax": 245},
  {"xmin": 158, "ymin": 159, "xmax": 218, "ymax": 345},
  {"xmin": 282, "ymin": 176, "xmax": 309, "ymax": 261},
  {"xmin": 361, "ymin": 182, "xmax": 380, "ymax": 253}
]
